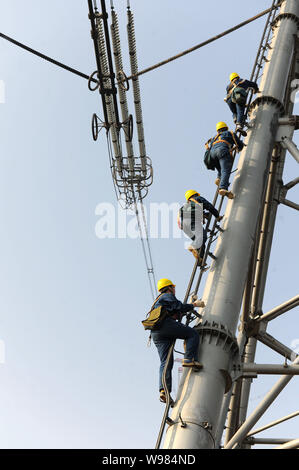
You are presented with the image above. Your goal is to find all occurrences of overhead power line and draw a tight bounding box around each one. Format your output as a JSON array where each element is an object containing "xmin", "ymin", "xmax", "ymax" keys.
[
  {"xmin": 0, "ymin": 32, "xmax": 96, "ymax": 83},
  {"xmin": 125, "ymin": 5, "xmax": 281, "ymax": 81},
  {"xmin": 0, "ymin": 5, "xmax": 279, "ymax": 83}
]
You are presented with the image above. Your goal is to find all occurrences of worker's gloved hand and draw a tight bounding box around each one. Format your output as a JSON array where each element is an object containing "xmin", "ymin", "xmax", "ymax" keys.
[
  {"xmin": 193, "ymin": 299, "xmax": 205, "ymax": 308},
  {"xmin": 189, "ymin": 294, "xmax": 198, "ymax": 303},
  {"xmin": 217, "ymin": 215, "xmax": 223, "ymax": 222}
]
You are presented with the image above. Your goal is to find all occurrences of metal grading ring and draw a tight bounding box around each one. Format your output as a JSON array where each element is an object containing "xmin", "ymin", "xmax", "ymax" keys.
[
  {"xmin": 91, "ymin": 113, "xmax": 100, "ymax": 141},
  {"xmin": 117, "ymin": 70, "xmax": 130, "ymax": 91},
  {"xmin": 88, "ymin": 70, "xmax": 101, "ymax": 91}
]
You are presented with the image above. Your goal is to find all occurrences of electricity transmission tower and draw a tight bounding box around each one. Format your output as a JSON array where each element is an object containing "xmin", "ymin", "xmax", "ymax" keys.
[{"xmin": 160, "ymin": 0, "xmax": 299, "ymax": 450}]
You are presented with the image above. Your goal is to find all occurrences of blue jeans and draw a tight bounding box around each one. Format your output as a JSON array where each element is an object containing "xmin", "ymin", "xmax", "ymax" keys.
[
  {"xmin": 151, "ymin": 317, "xmax": 200, "ymax": 392},
  {"xmin": 211, "ymin": 146, "xmax": 233, "ymax": 190},
  {"xmin": 226, "ymin": 97, "xmax": 245, "ymax": 125}
]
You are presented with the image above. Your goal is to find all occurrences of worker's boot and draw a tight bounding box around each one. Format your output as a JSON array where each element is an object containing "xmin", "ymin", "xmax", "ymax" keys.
[
  {"xmin": 218, "ymin": 189, "xmax": 235, "ymax": 199},
  {"xmin": 159, "ymin": 389, "xmax": 174, "ymax": 406},
  {"xmin": 188, "ymin": 246, "xmax": 199, "ymax": 260},
  {"xmin": 236, "ymin": 123, "xmax": 247, "ymax": 137},
  {"xmin": 215, "ymin": 177, "xmax": 220, "ymax": 186}
]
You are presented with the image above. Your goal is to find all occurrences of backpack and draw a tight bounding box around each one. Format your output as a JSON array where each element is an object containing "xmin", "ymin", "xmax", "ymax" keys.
[
  {"xmin": 204, "ymin": 148, "xmax": 216, "ymax": 170},
  {"xmin": 231, "ymin": 86, "xmax": 247, "ymax": 106},
  {"xmin": 141, "ymin": 294, "xmax": 168, "ymax": 330}
]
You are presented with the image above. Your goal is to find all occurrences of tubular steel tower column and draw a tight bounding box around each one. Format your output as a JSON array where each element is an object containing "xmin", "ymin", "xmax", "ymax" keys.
[
  {"xmin": 163, "ymin": 0, "xmax": 299, "ymax": 450},
  {"xmin": 224, "ymin": 45, "xmax": 299, "ymax": 448}
]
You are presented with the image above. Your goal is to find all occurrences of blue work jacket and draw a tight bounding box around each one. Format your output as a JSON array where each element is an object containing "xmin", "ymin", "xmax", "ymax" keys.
[
  {"xmin": 226, "ymin": 77, "xmax": 259, "ymax": 95},
  {"xmin": 191, "ymin": 194, "xmax": 219, "ymax": 219},
  {"xmin": 153, "ymin": 293, "xmax": 193, "ymax": 319},
  {"xmin": 210, "ymin": 130, "xmax": 244, "ymax": 154}
]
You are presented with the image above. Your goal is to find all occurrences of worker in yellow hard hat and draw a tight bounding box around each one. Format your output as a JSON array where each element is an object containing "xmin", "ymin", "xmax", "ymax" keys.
[
  {"xmin": 224, "ymin": 72, "xmax": 259, "ymax": 135},
  {"xmin": 204, "ymin": 122, "xmax": 244, "ymax": 199},
  {"xmin": 150, "ymin": 278, "xmax": 205, "ymax": 403},
  {"xmin": 178, "ymin": 190, "xmax": 222, "ymax": 264}
]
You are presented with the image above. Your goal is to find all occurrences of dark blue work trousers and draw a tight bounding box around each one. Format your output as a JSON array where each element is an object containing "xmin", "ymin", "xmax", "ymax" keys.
[
  {"xmin": 226, "ymin": 97, "xmax": 245, "ymax": 125},
  {"xmin": 151, "ymin": 317, "xmax": 199, "ymax": 392},
  {"xmin": 211, "ymin": 146, "xmax": 233, "ymax": 190}
]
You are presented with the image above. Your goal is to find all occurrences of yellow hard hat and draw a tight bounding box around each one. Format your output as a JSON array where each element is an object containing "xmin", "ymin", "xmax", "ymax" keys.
[
  {"xmin": 185, "ymin": 189, "xmax": 199, "ymax": 201},
  {"xmin": 216, "ymin": 121, "xmax": 228, "ymax": 132},
  {"xmin": 157, "ymin": 278, "xmax": 175, "ymax": 292},
  {"xmin": 230, "ymin": 72, "xmax": 239, "ymax": 82}
]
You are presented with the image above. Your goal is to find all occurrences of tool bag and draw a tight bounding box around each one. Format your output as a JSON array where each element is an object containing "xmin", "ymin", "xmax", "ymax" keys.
[
  {"xmin": 204, "ymin": 137, "xmax": 218, "ymax": 170},
  {"xmin": 142, "ymin": 294, "xmax": 168, "ymax": 330},
  {"xmin": 204, "ymin": 148, "xmax": 216, "ymax": 170},
  {"xmin": 231, "ymin": 86, "xmax": 247, "ymax": 106}
]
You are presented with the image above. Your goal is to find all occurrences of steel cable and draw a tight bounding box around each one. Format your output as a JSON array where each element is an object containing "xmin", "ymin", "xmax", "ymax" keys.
[
  {"xmin": 0, "ymin": 32, "xmax": 97, "ymax": 83},
  {"xmin": 0, "ymin": 5, "xmax": 281, "ymax": 86},
  {"xmin": 124, "ymin": 5, "xmax": 281, "ymax": 82}
]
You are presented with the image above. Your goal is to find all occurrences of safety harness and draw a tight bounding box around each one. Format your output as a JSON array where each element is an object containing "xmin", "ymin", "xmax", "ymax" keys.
[
  {"xmin": 211, "ymin": 131, "xmax": 239, "ymax": 155},
  {"xmin": 189, "ymin": 197, "xmax": 200, "ymax": 206},
  {"xmin": 226, "ymin": 78, "xmax": 246, "ymax": 99}
]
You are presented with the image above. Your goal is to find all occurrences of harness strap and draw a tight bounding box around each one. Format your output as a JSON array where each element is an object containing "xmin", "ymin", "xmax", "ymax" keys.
[
  {"xmin": 189, "ymin": 197, "xmax": 200, "ymax": 206},
  {"xmin": 230, "ymin": 130, "xmax": 238, "ymax": 149},
  {"xmin": 212, "ymin": 131, "xmax": 239, "ymax": 155},
  {"xmin": 151, "ymin": 293, "xmax": 165, "ymax": 311},
  {"xmin": 227, "ymin": 78, "xmax": 246, "ymax": 97}
]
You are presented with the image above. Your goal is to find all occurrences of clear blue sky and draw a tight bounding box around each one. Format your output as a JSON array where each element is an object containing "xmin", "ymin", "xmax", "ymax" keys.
[{"xmin": 0, "ymin": 0, "xmax": 298, "ymax": 449}]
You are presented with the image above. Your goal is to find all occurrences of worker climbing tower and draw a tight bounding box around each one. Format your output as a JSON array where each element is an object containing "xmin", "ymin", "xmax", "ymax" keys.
[{"xmin": 161, "ymin": 0, "xmax": 299, "ymax": 449}]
